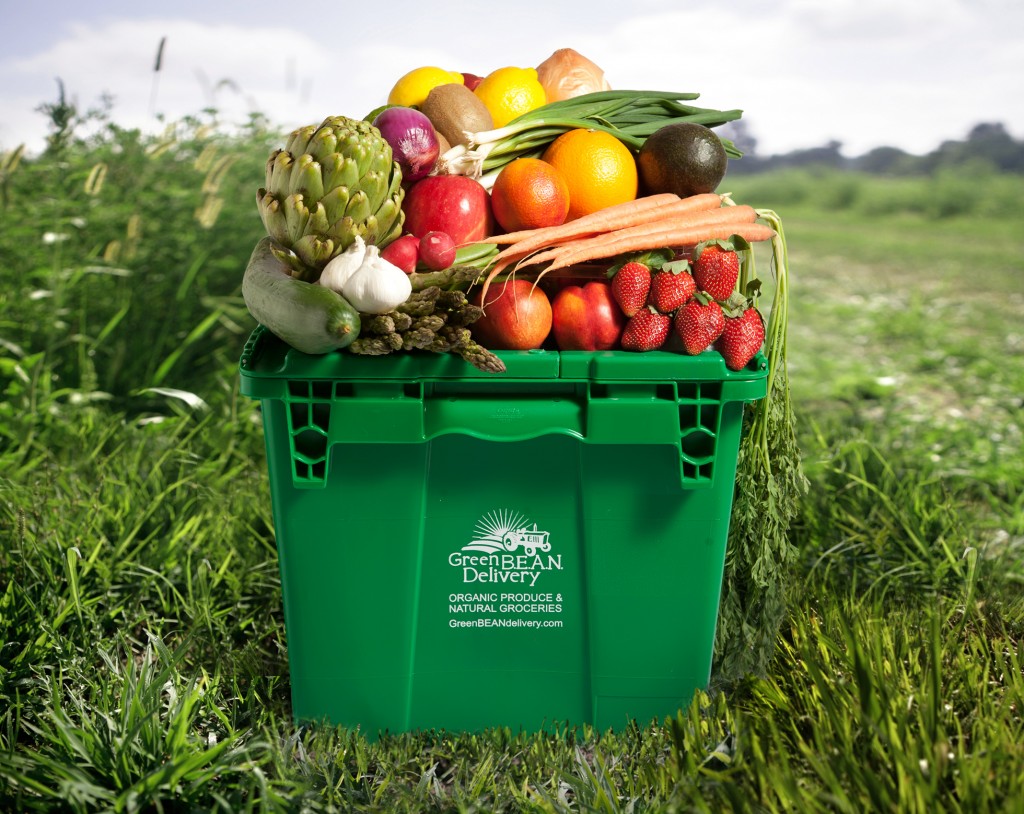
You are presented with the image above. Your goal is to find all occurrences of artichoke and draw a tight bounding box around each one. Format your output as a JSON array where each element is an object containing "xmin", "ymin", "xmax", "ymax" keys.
[{"xmin": 256, "ymin": 116, "xmax": 405, "ymax": 280}]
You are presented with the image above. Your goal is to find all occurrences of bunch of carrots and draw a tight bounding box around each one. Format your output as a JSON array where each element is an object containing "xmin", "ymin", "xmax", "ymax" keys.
[{"xmin": 474, "ymin": 192, "xmax": 776, "ymax": 300}]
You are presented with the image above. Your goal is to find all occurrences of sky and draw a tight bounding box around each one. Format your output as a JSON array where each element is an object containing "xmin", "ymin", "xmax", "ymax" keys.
[{"xmin": 2, "ymin": 0, "xmax": 1022, "ymax": 159}]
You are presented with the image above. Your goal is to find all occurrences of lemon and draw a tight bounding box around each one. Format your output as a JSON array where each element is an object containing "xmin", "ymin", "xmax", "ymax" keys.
[
  {"xmin": 473, "ymin": 67, "xmax": 547, "ymax": 129},
  {"xmin": 387, "ymin": 67, "xmax": 464, "ymax": 108}
]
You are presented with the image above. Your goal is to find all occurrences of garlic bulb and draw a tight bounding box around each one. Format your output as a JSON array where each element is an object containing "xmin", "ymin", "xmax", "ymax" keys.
[
  {"xmin": 341, "ymin": 246, "xmax": 412, "ymax": 314},
  {"xmin": 318, "ymin": 236, "xmax": 366, "ymax": 292}
]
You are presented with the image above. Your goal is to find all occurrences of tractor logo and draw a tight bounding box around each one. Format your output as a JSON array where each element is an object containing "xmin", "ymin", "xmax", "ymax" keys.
[
  {"xmin": 500, "ymin": 524, "xmax": 551, "ymax": 557},
  {"xmin": 462, "ymin": 509, "xmax": 552, "ymax": 556}
]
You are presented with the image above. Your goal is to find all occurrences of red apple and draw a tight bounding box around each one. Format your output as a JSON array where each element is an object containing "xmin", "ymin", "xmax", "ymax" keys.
[
  {"xmin": 380, "ymin": 234, "xmax": 419, "ymax": 274},
  {"xmin": 461, "ymin": 73, "xmax": 484, "ymax": 91},
  {"xmin": 402, "ymin": 175, "xmax": 494, "ymax": 245},
  {"xmin": 471, "ymin": 278, "xmax": 552, "ymax": 350},
  {"xmin": 551, "ymin": 281, "xmax": 626, "ymax": 351}
]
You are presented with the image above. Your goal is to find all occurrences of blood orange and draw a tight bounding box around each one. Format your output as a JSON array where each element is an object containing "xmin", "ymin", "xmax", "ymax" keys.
[{"xmin": 489, "ymin": 158, "xmax": 571, "ymax": 232}]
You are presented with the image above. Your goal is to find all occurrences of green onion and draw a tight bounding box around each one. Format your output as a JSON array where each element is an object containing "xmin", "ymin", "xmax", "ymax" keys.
[{"xmin": 437, "ymin": 90, "xmax": 744, "ymax": 186}]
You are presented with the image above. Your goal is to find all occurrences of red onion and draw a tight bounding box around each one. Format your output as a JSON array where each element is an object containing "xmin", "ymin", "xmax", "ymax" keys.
[{"xmin": 372, "ymin": 107, "xmax": 439, "ymax": 182}]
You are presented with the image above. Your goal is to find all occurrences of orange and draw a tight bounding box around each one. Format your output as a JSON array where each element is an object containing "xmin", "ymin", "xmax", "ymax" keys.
[
  {"xmin": 490, "ymin": 158, "xmax": 570, "ymax": 232},
  {"xmin": 541, "ymin": 128, "xmax": 638, "ymax": 220}
]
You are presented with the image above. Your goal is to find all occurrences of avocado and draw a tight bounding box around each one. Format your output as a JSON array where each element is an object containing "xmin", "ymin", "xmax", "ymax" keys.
[{"xmin": 637, "ymin": 122, "xmax": 728, "ymax": 198}]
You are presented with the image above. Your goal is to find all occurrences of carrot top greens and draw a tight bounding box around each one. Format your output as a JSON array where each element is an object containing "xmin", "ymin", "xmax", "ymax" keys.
[{"xmin": 715, "ymin": 209, "xmax": 808, "ymax": 682}]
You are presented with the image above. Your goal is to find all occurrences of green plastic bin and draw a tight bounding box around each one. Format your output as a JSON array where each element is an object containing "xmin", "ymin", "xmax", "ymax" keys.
[{"xmin": 239, "ymin": 325, "xmax": 767, "ymax": 736}]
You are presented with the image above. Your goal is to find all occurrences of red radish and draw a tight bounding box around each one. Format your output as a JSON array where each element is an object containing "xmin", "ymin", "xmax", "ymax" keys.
[
  {"xmin": 419, "ymin": 231, "xmax": 457, "ymax": 270},
  {"xmin": 380, "ymin": 234, "xmax": 419, "ymax": 274}
]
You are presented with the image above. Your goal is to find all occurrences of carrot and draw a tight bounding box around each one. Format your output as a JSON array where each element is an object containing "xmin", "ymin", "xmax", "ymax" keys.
[
  {"xmin": 484, "ymin": 193, "xmax": 682, "ymax": 246},
  {"xmin": 492, "ymin": 193, "xmax": 729, "ymax": 264},
  {"xmin": 508, "ymin": 205, "xmax": 759, "ymax": 273},
  {"xmin": 486, "ymin": 192, "xmax": 725, "ymax": 263},
  {"xmin": 542, "ymin": 222, "xmax": 777, "ymax": 275},
  {"xmin": 479, "ymin": 253, "xmax": 539, "ymax": 286},
  {"xmin": 478, "ymin": 193, "xmax": 728, "ymax": 300},
  {"xmin": 554, "ymin": 204, "xmax": 756, "ymax": 257}
]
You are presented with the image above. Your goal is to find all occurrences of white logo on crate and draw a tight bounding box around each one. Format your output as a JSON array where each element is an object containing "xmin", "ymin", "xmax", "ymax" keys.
[
  {"xmin": 465, "ymin": 509, "xmax": 552, "ymax": 556},
  {"xmin": 448, "ymin": 509, "xmax": 562, "ymax": 587}
]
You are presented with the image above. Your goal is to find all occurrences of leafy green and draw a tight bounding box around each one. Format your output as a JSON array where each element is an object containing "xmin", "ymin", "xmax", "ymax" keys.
[{"xmin": 714, "ymin": 210, "xmax": 809, "ymax": 684}]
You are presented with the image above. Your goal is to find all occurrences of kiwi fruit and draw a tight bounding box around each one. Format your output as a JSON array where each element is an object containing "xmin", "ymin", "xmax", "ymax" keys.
[
  {"xmin": 637, "ymin": 122, "xmax": 728, "ymax": 198},
  {"xmin": 421, "ymin": 83, "xmax": 493, "ymax": 147},
  {"xmin": 433, "ymin": 129, "xmax": 451, "ymax": 156}
]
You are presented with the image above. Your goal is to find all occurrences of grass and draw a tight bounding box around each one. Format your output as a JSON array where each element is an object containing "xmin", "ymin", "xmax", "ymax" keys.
[{"xmin": 1, "ymin": 115, "xmax": 1023, "ymax": 811}]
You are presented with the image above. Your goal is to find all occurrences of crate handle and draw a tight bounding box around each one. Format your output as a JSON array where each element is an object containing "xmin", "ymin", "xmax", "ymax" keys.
[{"xmin": 423, "ymin": 393, "xmax": 586, "ymax": 442}]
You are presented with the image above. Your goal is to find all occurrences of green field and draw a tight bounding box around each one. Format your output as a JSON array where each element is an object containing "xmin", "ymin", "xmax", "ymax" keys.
[{"xmin": 1, "ymin": 117, "xmax": 1023, "ymax": 812}]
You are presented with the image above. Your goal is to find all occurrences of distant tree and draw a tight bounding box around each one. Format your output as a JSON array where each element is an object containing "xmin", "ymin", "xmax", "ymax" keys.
[
  {"xmin": 718, "ymin": 119, "xmax": 759, "ymax": 158},
  {"xmin": 719, "ymin": 121, "xmax": 1024, "ymax": 176},
  {"xmin": 926, "ymin": 122, "xmax": 1024, "ymax": 173},
  {"xmin": 853, "ymin": 146, "xmax": 919, "ymax": 175},
  {"xmin": 964, "ymin": 122, "xmax": 1024, "ymax": 172},
  {"xmin": 783, "ymin": 140, "xmax": 846, "ymax": 169}
]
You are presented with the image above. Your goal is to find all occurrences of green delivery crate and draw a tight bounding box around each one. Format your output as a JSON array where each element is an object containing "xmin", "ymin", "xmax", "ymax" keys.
[{"xmin": 239, "ymin": 325, "xmax": 768, "ymax": 736}]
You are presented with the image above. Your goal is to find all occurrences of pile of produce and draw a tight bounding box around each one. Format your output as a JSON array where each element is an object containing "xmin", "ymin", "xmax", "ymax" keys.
[
  {"xmin": 241, "ymin": 48, "xmax": 777, "ymax": 374},
  {"xmin": 241, "ymin": 49, "xmax": 805, "ymax": 678}
]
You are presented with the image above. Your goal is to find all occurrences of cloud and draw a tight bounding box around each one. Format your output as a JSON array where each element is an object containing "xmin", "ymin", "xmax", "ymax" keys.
[
  {"xmin": 536, "ymin": 1, "xmax": 1024, "ymax": 156},
  {"xmin": 1, "ymin": 2, "xmax": 1022, "ymax": 158},
  {"xmin": 1, "ymin": 18, "xmax": 337, "ymax": 152},
  {"xmin": 0, "ymin": 16, "xmax": 565, "ymax": 152}
]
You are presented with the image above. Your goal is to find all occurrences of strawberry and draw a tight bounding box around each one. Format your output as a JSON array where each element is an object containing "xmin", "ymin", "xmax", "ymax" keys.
[
  {"xmin": 621, "ymin": 306, "xmax": 671, "ymax": 352},
  {"xmin": 649, "ymin": 268, "xmax": 696, "ymax": 314},
  {"xmin": 715, "ymin": 305, "xmax": 765, "ymax": 371},
  {"xmin": 610, "ymin": 261, "xmax": 652, "ymax": 317},
  {"xmin": 673, "ymin": 294, "xmax": 725, "ymax": 354},
  {"xmin": 692, "ymin": 242, "xmax": 740, "ymax": 301}
]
